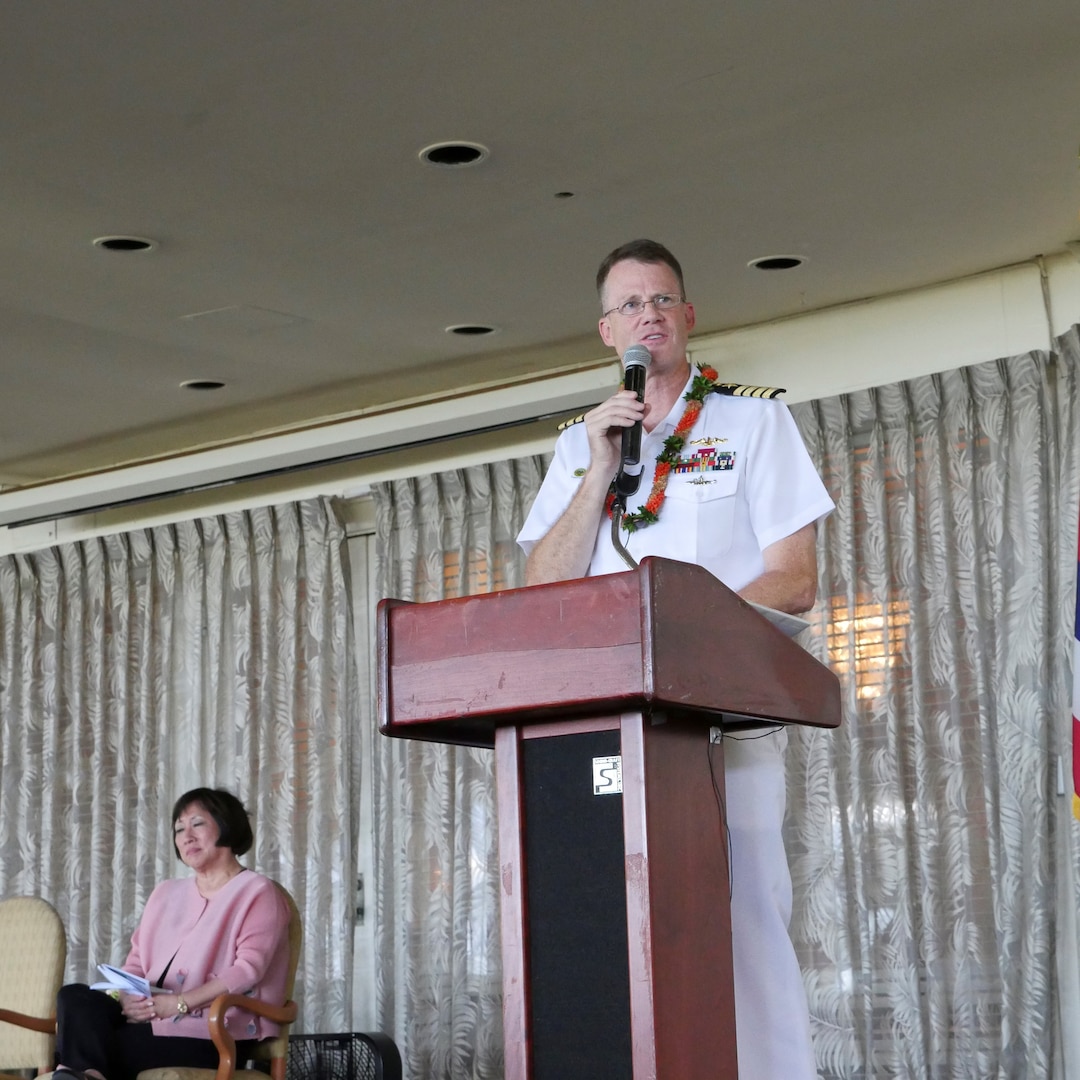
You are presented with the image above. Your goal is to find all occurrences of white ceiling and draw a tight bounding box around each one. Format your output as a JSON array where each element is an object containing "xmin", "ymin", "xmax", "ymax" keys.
[{"xmin": 2, "ymin": 1, "xmax": 1078, "ymax": 489}]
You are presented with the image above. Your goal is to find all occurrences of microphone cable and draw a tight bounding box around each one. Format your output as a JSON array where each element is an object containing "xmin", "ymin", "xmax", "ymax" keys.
[
  {"xmin": 707, "ymin": 730, "xmax": 734, "ymax": 901},
  {"xmin": 609, "ymin": 496, "xmax": 638, "ymax": 570}
]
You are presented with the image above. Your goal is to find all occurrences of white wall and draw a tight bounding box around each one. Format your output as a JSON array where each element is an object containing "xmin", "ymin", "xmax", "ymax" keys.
[
  {"xmin": 692, "ymin": 255, "xmax": 1079, "ymax": 403},
  {"xmin": 2, "ymin": 252, "xmax": 1078, "ymax": 557}
]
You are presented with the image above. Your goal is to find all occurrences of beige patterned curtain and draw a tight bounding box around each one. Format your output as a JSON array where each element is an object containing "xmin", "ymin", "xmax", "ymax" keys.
[
  {"xmin": 0, "ymin": 497, "xmax": 360, "ymax": 1033},
  {"xmin": 788, "ymin": 327, "xmax": 1080, "ymax": 1078},
  {"xmin": 371, "ymin": 458, "xmax": 549, "ymax": 1080}
]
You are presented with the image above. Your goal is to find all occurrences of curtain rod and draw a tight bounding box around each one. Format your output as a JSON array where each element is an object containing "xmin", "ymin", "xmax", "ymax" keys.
[{"xmin": 4, "ymin": 406, "xmax": 582, "ymax": 531}]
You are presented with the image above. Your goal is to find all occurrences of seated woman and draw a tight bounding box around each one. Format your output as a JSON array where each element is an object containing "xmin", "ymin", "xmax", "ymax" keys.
[{"xmin": 55, "ymin": 787, "xmax": 291, "ymax": 1080}]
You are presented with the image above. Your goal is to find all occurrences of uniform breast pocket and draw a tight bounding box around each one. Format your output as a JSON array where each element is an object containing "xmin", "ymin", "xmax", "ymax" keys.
[{"xmin": 664, "ymin": 470, "xmax": 740, "ymax": 558}]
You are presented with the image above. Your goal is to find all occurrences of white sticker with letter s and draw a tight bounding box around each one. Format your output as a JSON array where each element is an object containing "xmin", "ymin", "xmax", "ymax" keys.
[{"xmin": 592, "ymin": 755, "xmax": 623, "ymax": 795}]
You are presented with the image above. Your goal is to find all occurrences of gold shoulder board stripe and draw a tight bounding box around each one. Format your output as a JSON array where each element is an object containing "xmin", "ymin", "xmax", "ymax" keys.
[
  {"xmin": 556, "ymin": 381, "xmax": 785, "ymax": 429},
  {"xmin": 712, "ymin": 382, "xmax": 786, "ymax": 399}
]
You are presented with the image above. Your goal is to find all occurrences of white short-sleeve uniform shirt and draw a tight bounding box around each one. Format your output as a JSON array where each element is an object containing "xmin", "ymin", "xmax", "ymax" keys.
[{"xmin": 519, "ymin": 376, "xmax": 834, "ymax": 587}]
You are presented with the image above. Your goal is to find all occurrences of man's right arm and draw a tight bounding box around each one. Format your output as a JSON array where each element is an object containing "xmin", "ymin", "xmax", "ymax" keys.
[
  {"xmin": 524, "ymin": 464, "xmax": 612, "ymax": 584},
  {"xmin": 524, "ymin": 389, "xmax": 644, "ymax": 585}
]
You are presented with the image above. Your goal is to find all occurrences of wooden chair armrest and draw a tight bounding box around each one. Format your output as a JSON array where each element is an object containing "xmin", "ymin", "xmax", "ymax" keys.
[
  {"xmin": 0, "ymin": 1008, "xmax": 55, "ymax": 1034},
  {"xmin": 207, "ymin": 995, "xmax": 298, "ymax": 1080}
]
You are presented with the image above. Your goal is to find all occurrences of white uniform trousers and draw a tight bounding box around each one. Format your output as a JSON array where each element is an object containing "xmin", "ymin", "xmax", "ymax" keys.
[{"xmin": 724, "ymin": 728, "xmax": 817, "ymax": 1080}]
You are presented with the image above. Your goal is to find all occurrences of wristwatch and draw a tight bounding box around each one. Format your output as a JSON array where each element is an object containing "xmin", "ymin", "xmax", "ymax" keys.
[{"xmin": 176, "ymin": 995, "xmax": 189, "ymax": 1015}]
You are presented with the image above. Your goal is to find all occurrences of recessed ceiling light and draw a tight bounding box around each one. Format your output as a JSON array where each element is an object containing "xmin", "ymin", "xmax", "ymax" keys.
[
  {"xmin": 445, "ymin": 324, "xmax": 498, "ymax": 336},
  {"xmin": 419, "ymin": 141, "xmax": 489, "ymax": 168},
  {"xmin": 180, "ymin": 379, "xmax": 226, "ymax": 391},
  {"xmin": 93, "ymin": 236, "xmax": 158, "ymax": 252},
  {"xmin": 748, "ymin": 255, "xmax": 806, "ymax": 271}
]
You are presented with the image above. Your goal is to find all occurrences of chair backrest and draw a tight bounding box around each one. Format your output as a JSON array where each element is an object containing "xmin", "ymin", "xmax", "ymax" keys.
[
  {"xmin": 0, "ymin": 896, "xmax": 67, "ymax": 1070},
  {"xmin": 248, "ymin": 883, "xmax": 302, "ymax": 1080},
  {"xmin": 279, "ymin": 885, "xmax": 303, "ymax": 1005}
]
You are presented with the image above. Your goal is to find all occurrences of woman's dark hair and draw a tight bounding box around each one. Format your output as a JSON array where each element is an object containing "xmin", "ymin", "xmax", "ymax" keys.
[{"xmin": 172, "ymin": 787, "xmax": 253, "ymax": 859}]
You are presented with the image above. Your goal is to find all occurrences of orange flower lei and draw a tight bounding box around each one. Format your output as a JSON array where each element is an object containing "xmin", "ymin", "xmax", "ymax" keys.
[{"xmin": 606, "ymin": 364, "xmax": 720, "ymax": 532}]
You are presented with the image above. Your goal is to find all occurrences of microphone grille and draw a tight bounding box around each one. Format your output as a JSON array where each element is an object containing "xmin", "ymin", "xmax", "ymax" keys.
[{"xmin": 622, "ymin": 344, "xmax": 652, "ymax": 370}]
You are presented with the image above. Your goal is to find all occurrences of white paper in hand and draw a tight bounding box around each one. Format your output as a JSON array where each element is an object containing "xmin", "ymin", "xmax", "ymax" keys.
[{"xmin": 90, "ymin": 963, "xmax": 155, "ymax": 996}]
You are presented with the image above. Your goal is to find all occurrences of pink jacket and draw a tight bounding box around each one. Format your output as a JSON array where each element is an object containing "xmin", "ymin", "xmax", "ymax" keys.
[{"xmin": 123, "ymin": 870, "xmax": 291, "ymax": 1040}]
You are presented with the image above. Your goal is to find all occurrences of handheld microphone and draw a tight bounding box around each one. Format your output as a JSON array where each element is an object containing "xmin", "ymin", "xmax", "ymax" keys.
[{"xmin": 615, "ymin": 344, "xmax": 651, "ymax": 498}]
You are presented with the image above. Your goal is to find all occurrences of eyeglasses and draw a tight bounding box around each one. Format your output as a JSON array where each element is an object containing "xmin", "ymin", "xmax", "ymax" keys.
[{"xmin": 602, "ymin": 293, "xmax": 685, "ymax": 318}]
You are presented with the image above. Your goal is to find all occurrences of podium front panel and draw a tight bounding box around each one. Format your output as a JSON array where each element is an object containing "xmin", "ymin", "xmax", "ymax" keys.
[
  {"xmin": 521, "ymin": 728, "xmax": 633, "ymax": 1080},
  {"xmin": 496, "ymin": 713, "xmax": 738, "ymax": 1080}
]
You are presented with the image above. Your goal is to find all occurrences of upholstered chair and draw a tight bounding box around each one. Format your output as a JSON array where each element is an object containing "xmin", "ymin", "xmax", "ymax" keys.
[{"xmin": 0, "ymin": 896, "xmax": 68, "ymax": 1079}]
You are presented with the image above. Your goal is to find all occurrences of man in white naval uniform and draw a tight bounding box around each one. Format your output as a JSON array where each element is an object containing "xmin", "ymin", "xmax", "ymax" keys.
[{"xmin": 517, "ymin": 239, "xmax": 835, "ymax": 1080}]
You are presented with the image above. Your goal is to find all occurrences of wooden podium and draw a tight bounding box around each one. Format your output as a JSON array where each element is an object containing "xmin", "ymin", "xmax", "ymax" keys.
[{"xmin": 377, "ymin": 557, "xmax": 840, "ymax": 1080}]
